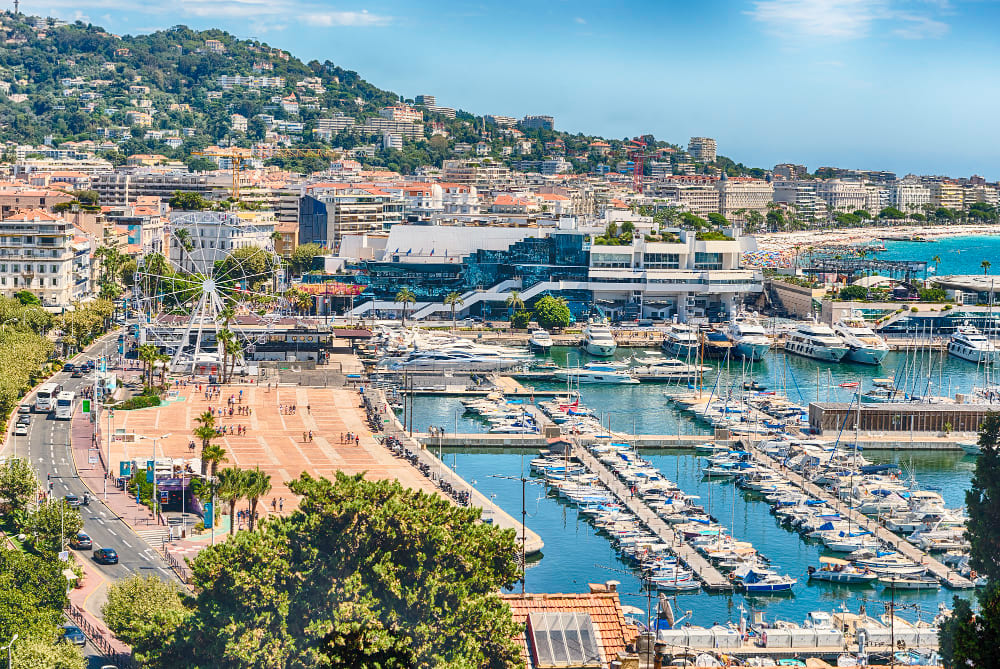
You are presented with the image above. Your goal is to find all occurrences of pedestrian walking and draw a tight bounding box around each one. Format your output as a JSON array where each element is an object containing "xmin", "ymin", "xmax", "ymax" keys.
[
  {"xmin": 309, "ymin": 430, "xmax": 313, "ymax": 442},
  {"xmin": 355, "ymin": 436, "xmax": 360, "ymax": 447},
  {"xmin": 279, "ymin": 498, "xmax": 284, "ymax": 512},
  {"xmin": 307, "ymin": 405, "xmax": 311, "ymax": 414},
  {"xmin": 271, "ymin": 499, "xmax": 277, "ymax": 511},
  {"xmin": 303, "ymin": 431, "xmax": 308, "ymax": 442}
]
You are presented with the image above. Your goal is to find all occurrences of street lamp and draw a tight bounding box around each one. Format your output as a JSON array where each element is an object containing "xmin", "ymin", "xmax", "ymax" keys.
[
  {"xmin": 136, "ymin": 433, "xmax": 171, "ymax": 525},
  {"xmin": 5, "ymin": 632, "xmax": 17, "ymax": 669},
  {"xmin": 101, "ymin": 399, "xmax": 125, "ymax": 500}
]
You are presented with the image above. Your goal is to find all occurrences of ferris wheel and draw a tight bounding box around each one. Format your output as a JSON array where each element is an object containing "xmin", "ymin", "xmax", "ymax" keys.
[{"xmin": 133, "ymin": 211, "xmax": 284, "ymax": 374}]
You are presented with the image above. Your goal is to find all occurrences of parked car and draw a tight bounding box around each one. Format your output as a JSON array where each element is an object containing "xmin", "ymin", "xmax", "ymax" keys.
[
  {"xmin": 92, "ymin": 547, "xmax": 119, "ymax": 565},
  {"xmin": 70, "ymin": 532, "xmax": 92, "ymax": 550},
  {"xmin": 13, "ymin": 424, "xmax": 27, "ymax": 436},
  {"xmin": 61, "ymin": 624, "xmax": 86, "ymax": 646}
]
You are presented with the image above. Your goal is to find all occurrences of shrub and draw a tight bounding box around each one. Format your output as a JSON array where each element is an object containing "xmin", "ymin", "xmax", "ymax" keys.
[{"xmin": 119, "ymin": 394, "xmax": 161, "ymax": 410}]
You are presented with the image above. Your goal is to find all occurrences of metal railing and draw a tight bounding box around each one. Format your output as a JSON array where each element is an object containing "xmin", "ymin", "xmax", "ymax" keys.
[{"xmin": 65, "ymin": 603, "xmax": 137, "ymax": 669}]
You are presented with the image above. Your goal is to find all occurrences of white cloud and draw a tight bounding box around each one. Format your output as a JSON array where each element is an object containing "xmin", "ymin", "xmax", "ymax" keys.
[
  {"xmin": 747, "ymin": 0, "xmax": 949, "ymax": 40},
  {"xmin": 574, "ymin": 16, "xmax": 587, "ymax": 24},
  {"xmin": 306, "ymin": 10, "xmax": 391, "ymax": 26}
]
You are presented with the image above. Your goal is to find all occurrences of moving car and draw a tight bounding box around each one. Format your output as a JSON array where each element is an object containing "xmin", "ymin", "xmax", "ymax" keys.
[
  {"xmin": 62, "ymin": 363, "xmax": 74, "ymax": 372},
  {"xmin": 92, "ymin": 547, "xmax": 119, "ymax": 565},
  {"xmin": 64, "ymin": 494, "xmax": 82, "ymax": 508},
  {"xmin": 13, "ymin": 424, "xmax": 27, "ymax": 436},
  {"xmin": 71, "ymin": 369, "xmax": 83, "ymax": 378},
  {"xmin": 17, "ymin": 404, "xmax": 30, "ymax": 414},
  {"xmin": 61, "ymin": 624, "xmax": 86, "ymax": 646},
  {"xmin": 70, "ymin": 532, "xmax": 92, "ymax": 550},
  {"xmin": 16, "ymin": 413, "xmax": 30, "ymax": 425}
]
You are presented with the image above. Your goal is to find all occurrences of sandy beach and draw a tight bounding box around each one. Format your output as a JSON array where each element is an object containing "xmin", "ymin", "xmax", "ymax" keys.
[{"xmin": 744, "ymin": 223, "xmax": 999, "ymax": 268}]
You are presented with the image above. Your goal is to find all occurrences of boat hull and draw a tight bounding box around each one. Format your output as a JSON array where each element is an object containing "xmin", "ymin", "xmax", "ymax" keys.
[
  {"xmin": 845, "ymin": 346, "xmax": 889, "ymax": 365},
  {"xmin": 734, "ymin": 340, "xmax": 770, "ymax": 361}
]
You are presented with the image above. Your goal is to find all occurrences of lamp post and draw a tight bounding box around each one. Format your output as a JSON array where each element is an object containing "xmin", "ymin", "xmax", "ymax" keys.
[
  {"xmin": 137, "ymin": 433, "xmax": 172, "ymax": 525},
  {"xmin": 4, "ymin": 633, "xmax": 17, "ymax": 669}
]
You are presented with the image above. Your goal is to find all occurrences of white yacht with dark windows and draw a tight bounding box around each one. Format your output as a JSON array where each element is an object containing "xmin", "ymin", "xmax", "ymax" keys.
[
  {"xmin": 832, "ymin": 314, "xmax": 889, "ymax": 365},
  {"xmin": 784, "ymin": 323, "xmax": 849, "ymax": 362},
  {"xmin": 529, "ymin": 329, "xmax": 554, "ymax": 353},
  {"xmin": 582, "ymin": 321, "xmax": 617, "ymax": 357},
  {"xmin": 661, "ymin": 323, "xmax": 700, "ymax": 358},
  {"xmin": 725, "ymin": 311, "xmax": 771, "ymax": 361},
  {"xmin": 948, "ymin": 325, "xmax": 999, "ymax": 364}
]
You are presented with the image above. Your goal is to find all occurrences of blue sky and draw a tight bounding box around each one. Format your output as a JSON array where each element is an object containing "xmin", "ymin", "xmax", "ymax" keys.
[{"xmin": 38, "ymin": 0, "xmax": 1000, "ymax": 179}]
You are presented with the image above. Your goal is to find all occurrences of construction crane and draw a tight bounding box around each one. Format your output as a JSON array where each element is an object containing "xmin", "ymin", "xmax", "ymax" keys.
[
  {"xmin": 191, "ymin": 146, "xmax": 338, "ymax": 200},
  {"xmin": 627, "ymin": 138, "xmax": 654, "ymax": 194}
]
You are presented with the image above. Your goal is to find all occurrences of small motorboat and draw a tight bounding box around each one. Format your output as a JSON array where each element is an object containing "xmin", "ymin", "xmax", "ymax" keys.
[
  {"xmin": 807, "ymin": 557, "xmax": 878, "ymax": 584},
  {"xmin": 878, "ymin": 575, "xmax": 940, "ymax": 590},
  {"xmin": 529, "ymin": 329, "xmax": 554, "ymax": 352}
]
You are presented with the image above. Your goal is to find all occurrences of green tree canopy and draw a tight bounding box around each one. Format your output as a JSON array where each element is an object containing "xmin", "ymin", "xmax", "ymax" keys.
[
  {"xmin": 102, "ymin": 574, "xmax": 189, "ymax": 666},
  {"xmin": 287, "ymin": 243, "xmax": 325, "ymax": 276},
  {"xmin": 143, "ymin": 472, "xmax": 522, "ymax": 668},
  {"xmin": 533, "ymin": 295, "xmax": 571, "ymax": 330},
  {"xmin": 838, "ymin": 285, "xmax": 869, "ymax": 301},
  {"xmin": 26, "ymin": 499, "xmax": 83, "ymax": 556},
  {"xmin": 0, "ymin": 456, "xmax": 39, "ymax": 519},
  {"xmin": 168, "ymin": 191, "xmax": 212, "ymax": 211},
  {"xmin": 215, "ymin": 245, "xmax": 276, "ymax": 292},
  {"xmin": 0, "ymin": 546, "xmax": 74, "ymax": 647}
]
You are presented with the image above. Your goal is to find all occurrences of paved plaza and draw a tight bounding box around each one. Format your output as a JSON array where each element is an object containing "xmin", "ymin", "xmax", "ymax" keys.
[{"xmin": 108, "ymin": 381, "xmax": 439, "ymax": 520}]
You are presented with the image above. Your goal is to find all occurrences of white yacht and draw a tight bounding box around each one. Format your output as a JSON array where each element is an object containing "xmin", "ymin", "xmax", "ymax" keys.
[
  {"xmin": 528, "ymin": 329, "xmax": 554, "ymax": 352},
  {"xmin": 380, "ymin": 338, "xmax": 532, "ymax": 371},
  {"xmin": 629, "ymin": 354, "xmax": 709, "ymax": 380},
  {"xmin": 553, "ymin": 362, "xmax": 638, "ymax": 384},
  {"xmin": 725, "ymin": 312, "xmax": 772, "ymax": 361},
  {"xmin": 833, "ymin": 315, "xmax": 889, "ymax": 365},
  {"xmin": 582, "ymin": 321, "xmax": 617, "ymax": 356},
  {"xmin": 661, "ymin": 323, "xmax": 700, "ymax": 359},
  {"xmin": 784, "ymin": 324, "xmax": 849, "ymax": 362},
  {"xmin": 948, "ymin": 325, "xmax": 999, "ymax": 364}
]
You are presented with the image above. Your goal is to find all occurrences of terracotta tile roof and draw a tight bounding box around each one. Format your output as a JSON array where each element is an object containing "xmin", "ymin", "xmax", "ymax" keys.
[{"xmin": 501, "ymin": 592, "xmax": 637, "ymax": 668}]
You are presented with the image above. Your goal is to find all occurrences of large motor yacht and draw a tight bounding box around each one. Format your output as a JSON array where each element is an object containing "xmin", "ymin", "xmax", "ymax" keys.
[
  {"xmin": 380, "ymin": 337, "xmax": 532, "ymax": 371},
  {"xmin": 529, "ymin": 329, "xmax": 554, "ymax": 352},
  {"xmin": 784, "ymin": 323, "xmax": 849, "ymax": 362},
  {"xmin": 661, "ymin": 323, "xmax": 700, "ymax": 359},
  {"xmin": 948, "ymin": 325, "xmax": 999, "ymax": 364},
  {"xmin": 582, "ymin": 321, "xmax": 617, "ymax": 356},
  {"xmin": 725, "ymin": 312, "xmax": 772, "ymax": 361},
  {"xmin": 832, "ymin": 314, "xmax": 889, "ymax": 365},
  {"xmin": 553, "ymin": 362, "xmax": 638, "ymax": 384}
]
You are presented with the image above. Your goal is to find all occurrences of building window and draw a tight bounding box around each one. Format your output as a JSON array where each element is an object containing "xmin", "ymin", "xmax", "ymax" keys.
[
  {"xmin": 694, "ymin": 252, "xmax": 723, "ymax": 270},
  {"xmin": 51, "ymin": 265, "xmax": 57, "ymax": 273},
  {"xmin": 590, "ymin": 253, "xmax": 631, "ymax": 269},
  {"xmin": 643, "ymin": 253, "xmax": 680, "ymax": 269}
]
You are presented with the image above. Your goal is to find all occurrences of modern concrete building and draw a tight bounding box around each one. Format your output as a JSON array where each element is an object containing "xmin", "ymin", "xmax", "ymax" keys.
[
  {"xmin": 167, "ymin": 210, "xmax": 276, "ymax": 275},
  {"xmin": 93, "ymin": 171, "xmax": 225, "ymax": 207},
  {"xmin": 930, "ymin": 181, "xmax": 964, "ymax": 210},
  {"xmin": 520, "ymin": 115, "xmax": 555, "ymax": 130},
  {"xmin": 688, "ymin": 137, "xmax": 717, "ymax": 163},
  {"xmin": 298, "ymin": 184, "xmax": 405, "ymax": 253}
]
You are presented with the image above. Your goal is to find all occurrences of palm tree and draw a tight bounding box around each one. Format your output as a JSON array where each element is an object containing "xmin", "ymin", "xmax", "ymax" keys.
[
  {"xmin": 217, "ymin": 328, "xmax": 237, "ymax": 384},
  {"xmin": 137, "ymin": 344, "xmax": 159, "ymax": 387},
  {"xmin": 394, "ymin": 287, "xmax": 415, "ymax": 327},
  {"xmin": 174, "ymin": 228, "xmax": 193, "ymax": 273},
  {"xmin": 202, "ymin": 443, "xmax": 228, "ymax": 478},
  {"xmin": 156, "ymin": 353, "xmax": 171, "ymax": 386},
  {"xmin": 244, "ymin": 467, "xmax": 272, "ymax": 531},
  {"xmin": 983, "ymin": 260, "xmax": 992, "ymax": 276},
  {"xmin": 444, "ymin": 292, "xmax": 464, "ymax": 331},
  {"xmin": 194, "ymin": 410, "xmax": 217, "ymax": 477},
  {"xmin": 216, "ymin": 467, "xmax": 249, "ymax": 536},
  {"xmin": 506, "ymin": 290, "xmax": 524, "ymax": 314}
]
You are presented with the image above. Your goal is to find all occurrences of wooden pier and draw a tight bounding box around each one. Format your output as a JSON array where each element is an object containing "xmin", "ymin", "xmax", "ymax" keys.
[
  {"xmin": 570, "ymin": 442, "xmax": 734, "ymax": 592},
  {"xmin": 745, "ymin": 444, "xmax": 974, "ymax": 589}
]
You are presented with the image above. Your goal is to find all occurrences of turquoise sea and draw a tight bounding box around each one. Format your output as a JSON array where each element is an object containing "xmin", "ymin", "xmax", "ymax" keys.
[
  {"xmin": 409, "ymin": 235, "xmax": 995, "ymax": 627},
  {"xmin": 868, "ymin": 233, "xmax": 1000, "ymax": 276}
]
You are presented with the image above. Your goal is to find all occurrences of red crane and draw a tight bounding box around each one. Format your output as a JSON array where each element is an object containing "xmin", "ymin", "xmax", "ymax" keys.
[{"xmin": 627, "ymin": 138, "xmax": 652, "ymax": 194}]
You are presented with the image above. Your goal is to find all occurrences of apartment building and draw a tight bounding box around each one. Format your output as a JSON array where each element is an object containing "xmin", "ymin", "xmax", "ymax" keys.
[
  {"xmin": 217, "ymin": 75, "xmax": 285, "ymax": 89},
  {"xmin": 414, "ymin": 95, "xmax": 436, "ymax": 107},
  {"xmin": 0, "ymin": 209, "xmax": 90, "ymax": 308},
  {"xmin": 889, "ymin": 182, "xmax": 931, "ymax": 213},
  {"xmin": 965, "ymin": 185, "xmax": 1000, "ymax": 207},
  {"xmin": 772, "ymin": 181, "xmax": 826, "ymax": 222},
  {"xmin": 93, "ymin": 171, "xmax": 225, "ymax": 206},
  {"xmin": 168, "ymin": 211, "xmax": 276, "ymax": 275},
  {"xmin": 442, "ymin": 160, "xmax": 511, "ymax": 188},
  {"xmin": 688, "ymin": 137, "xmax": 717, "ymax": 163},
  {"xmin": 520, "ymin": 115, "xmax": 555, "ymax": 130},
  {"xmin": 648, "ymin": 184, "xmax": 720, "ymax": 216},
  {"xmin": 930, "ymin": 181, "xmax": 964, "ymax": 210},
  {"xmin": 0, "ymin": 187, "xmax": 73, "ymax": 218},
  {"xmin": 815, "ymin": 180, "xmax": 868, "ymax": 212},
  {"xmin": 715, "ymin": 177, "xmax": 773, "ymax": 220},
  {"xmin": 356, "ymin": 117, "xmax": 423, "ymax": 138},
  {"xmin": 485, "ymin": 115, "xmax": 517, "ymax": 127},
  {"xmin": 298, "ymin": 184, "xmax": 405, "ymax": 252},
  {"xmin": 772, "ymin": 164, "xmax": 808, "ymax": 179},
  {"xmin": 273, "ymin": 220, "xmax": 299, "ymax": 258},
  {"xmin": 379, "ymin": 105, "xmax": 422, "ymax": 123}
]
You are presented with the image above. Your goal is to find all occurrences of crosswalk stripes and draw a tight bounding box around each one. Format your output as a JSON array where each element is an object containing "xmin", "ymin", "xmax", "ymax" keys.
[{"xmin": 133, "ymin": 527, "xmax": 170, "ymax": 546}]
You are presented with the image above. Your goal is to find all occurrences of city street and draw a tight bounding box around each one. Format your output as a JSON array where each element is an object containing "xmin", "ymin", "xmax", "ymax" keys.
[{"xmin": 5, "ymin": 335, "xmax": 178, "ymax": 619}]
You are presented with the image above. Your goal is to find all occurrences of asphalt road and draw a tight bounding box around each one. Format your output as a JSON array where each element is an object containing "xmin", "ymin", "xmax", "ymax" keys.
[{"xmin": 11, "ymin": 334, "xmax": 178, "ymax": 584}]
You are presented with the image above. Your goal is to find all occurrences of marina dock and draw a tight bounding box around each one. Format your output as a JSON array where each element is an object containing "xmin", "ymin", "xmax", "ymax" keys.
[
  {"xmin": 569, "ymin": 441, "xmax": 734, "ymax": 592},
  {"xmin": 745, "ymin": 444, "xmax": 975, "ymax": 589}
]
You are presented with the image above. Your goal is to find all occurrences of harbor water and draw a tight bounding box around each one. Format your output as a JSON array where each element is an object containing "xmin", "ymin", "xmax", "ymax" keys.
[{"xmin": 447, "ymin": 447, "xmax": 972, "ymax": 626}]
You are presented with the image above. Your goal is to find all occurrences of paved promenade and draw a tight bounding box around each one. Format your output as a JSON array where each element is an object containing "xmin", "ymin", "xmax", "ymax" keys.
[{"xmin": 107, "ymin": 382, "xmax": 441, "ymax": 519}]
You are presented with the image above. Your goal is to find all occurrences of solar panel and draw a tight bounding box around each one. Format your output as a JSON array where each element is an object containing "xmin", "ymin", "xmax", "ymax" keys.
[{"xmin": 528, "ymin": 612, "xmax": 603, "ymax": 668}]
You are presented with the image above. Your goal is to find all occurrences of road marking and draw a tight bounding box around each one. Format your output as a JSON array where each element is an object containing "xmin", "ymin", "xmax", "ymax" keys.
[
  {"xmin": 140, "ymin": 553, "xmax": 150, "ymax": 561},
  {"xmin": 98, "ymin": 510, "xmax": 106, "ymax": 517},
  {"xmin": 107, "ymin": 529, "xmax": 117, "ymax": 536},
  {"xmin": 96, "ymin": 518, "xmax": 105, "ymax": 524},
  {"xmin": 122, "ymin": 540, "xmax": 132, "ymax": 547}
]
